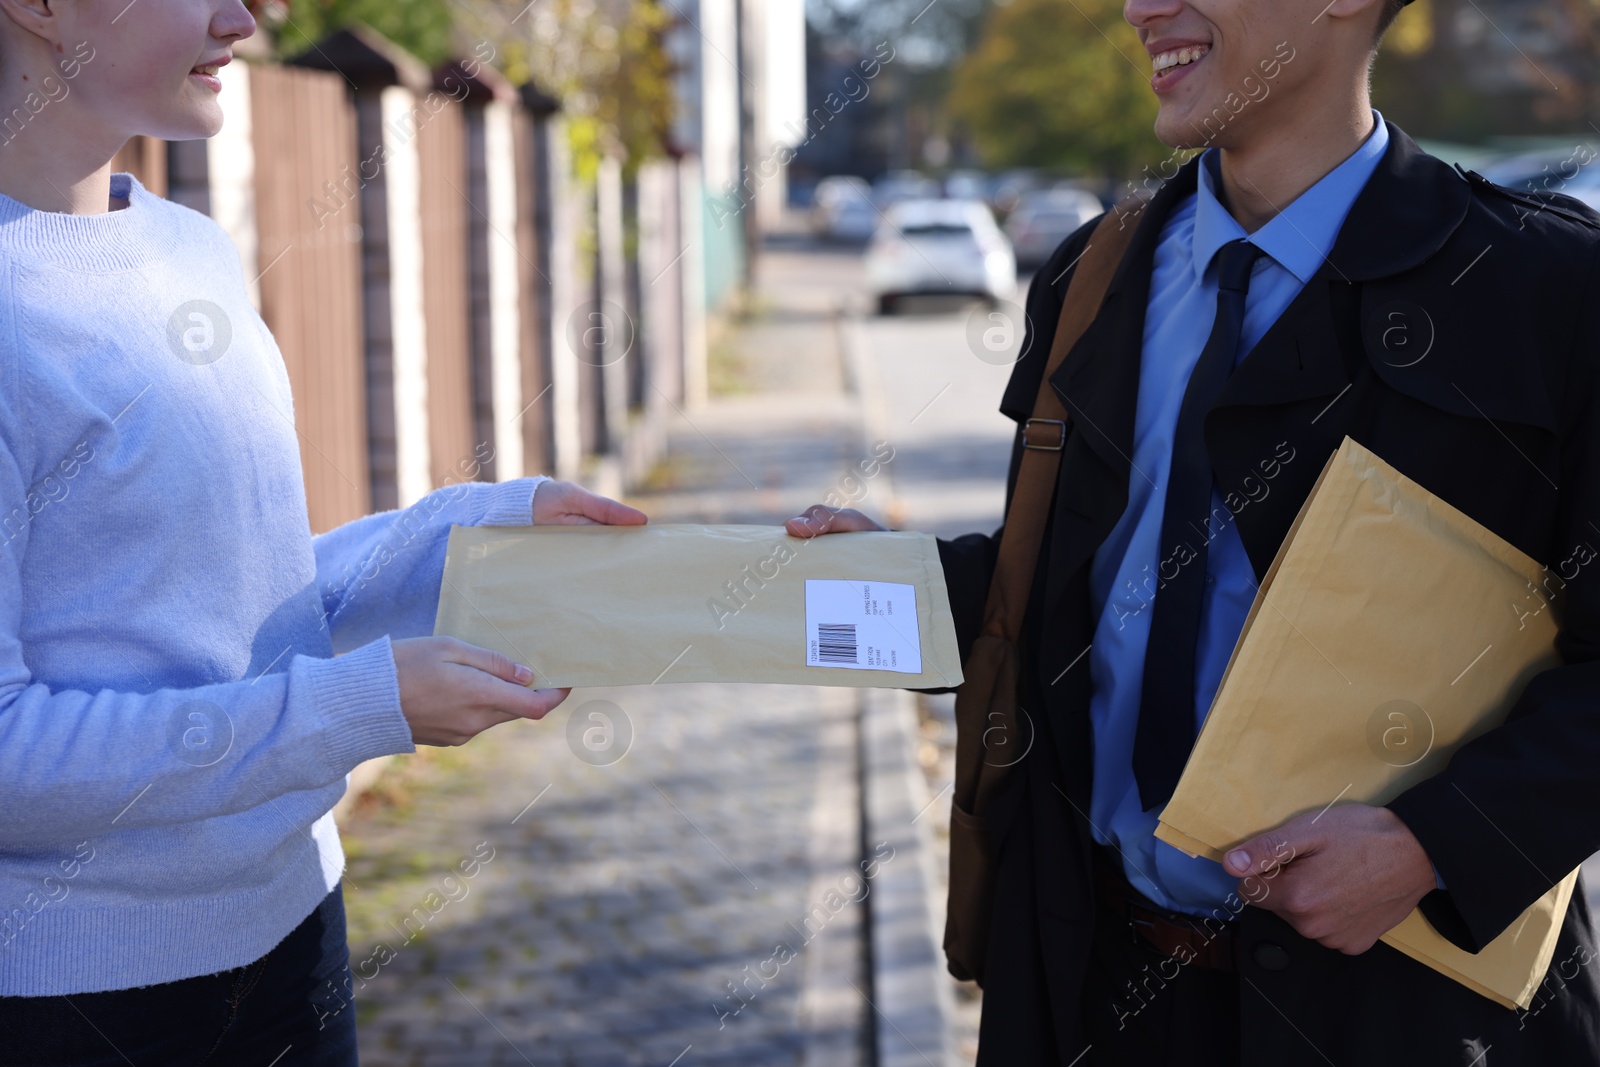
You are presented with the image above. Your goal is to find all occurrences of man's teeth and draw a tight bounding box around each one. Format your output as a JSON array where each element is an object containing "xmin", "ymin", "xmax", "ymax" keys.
[{"xmin": 1153, "ymin": 47, "xmax": 1209, "ymax": 75}]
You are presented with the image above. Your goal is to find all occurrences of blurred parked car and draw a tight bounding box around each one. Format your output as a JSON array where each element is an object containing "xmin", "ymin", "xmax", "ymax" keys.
[
  {"xmin": 865, "ymin": 198, "xmax": 1016, "ymax": 315},
  {"xmin": 1477, "ymin": 149, "xmax": 1600, "ymax": 213},
  {"xmin": 872, "ymin": 170, "xmax": 941, "ymax": 207},
  {"xmin": 943, "ymin": 169, "xmax": 989, "ymax": 201},
  {"xmin": 1005, "ymin": 188, "xmax": 1105, "ymax": 271},
  {"xmin": 990, "ymin": 168, "xmax": 1045, "ymax": 216},
  {"xmin": 810, "ymin": 176, "xmax": 877, "ymax": 243}
]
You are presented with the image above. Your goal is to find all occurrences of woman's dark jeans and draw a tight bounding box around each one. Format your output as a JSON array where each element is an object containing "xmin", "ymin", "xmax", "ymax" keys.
[{"xmin": 0, "ymin": 884, "xmax": 357, "ymax": 1067}]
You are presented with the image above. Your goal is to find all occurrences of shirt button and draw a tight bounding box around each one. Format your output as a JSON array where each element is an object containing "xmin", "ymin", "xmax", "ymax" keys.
[{"xmin": 1253, "ymin": 942, "xmax": 1291, "ymax": 971}]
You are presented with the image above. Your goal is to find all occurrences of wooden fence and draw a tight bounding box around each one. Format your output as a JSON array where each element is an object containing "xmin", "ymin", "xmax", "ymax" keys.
[{"xmin": 122, "ymin": 27, "xmax": 705, "ymax": 534}]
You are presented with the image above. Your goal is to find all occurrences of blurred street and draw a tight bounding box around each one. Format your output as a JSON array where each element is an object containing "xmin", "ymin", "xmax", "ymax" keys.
[{"xmin": 342, "ymin": 227, "xmax": 1018, "ymax": 1067}]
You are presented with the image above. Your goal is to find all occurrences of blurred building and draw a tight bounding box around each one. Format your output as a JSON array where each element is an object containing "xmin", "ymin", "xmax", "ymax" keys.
[{"xmin": 664, "ymin": 0, "xmax": 806, "ymax": 304}]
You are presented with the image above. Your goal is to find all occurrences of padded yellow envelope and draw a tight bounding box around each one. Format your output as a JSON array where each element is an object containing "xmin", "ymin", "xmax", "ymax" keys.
[
  {"xmin": 433, "ymin": 523, "xmax": 963, "ymax": 689},
  {"xmin": 1155, "ymin": 437, "xmax": 1574, "ymax": 1010}
]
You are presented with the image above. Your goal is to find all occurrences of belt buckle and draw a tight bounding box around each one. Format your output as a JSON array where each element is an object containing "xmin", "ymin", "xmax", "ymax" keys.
[
  {"xmin": 1127, "ymin": 914, "xmax": 1158, "ymax": 949},
  {"xmin": 1022, "ymin": 418, "xmax": 1067, "ymax": 451}
]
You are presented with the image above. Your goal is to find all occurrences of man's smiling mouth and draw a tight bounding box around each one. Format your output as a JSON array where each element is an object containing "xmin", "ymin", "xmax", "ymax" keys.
[{"xmin": 1152, "ymin": 46, "xmax": 1210, "ymax": 77}]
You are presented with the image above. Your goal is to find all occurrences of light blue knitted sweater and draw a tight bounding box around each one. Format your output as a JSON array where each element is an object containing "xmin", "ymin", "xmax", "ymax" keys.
[{"xmin": 0, "ymin": 172, "xmax": 548, "ymax": 995}]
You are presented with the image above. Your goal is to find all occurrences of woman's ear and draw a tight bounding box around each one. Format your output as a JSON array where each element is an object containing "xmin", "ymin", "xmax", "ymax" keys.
[{"xmin": 0, "ymin": 0, "xmax": 63, "ymax": 51}]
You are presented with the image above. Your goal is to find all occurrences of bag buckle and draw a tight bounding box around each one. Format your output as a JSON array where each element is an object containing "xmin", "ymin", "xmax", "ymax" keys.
[{"xmin": 1022, "ymin": 418, "xmax": 1068, "ymax": 451}]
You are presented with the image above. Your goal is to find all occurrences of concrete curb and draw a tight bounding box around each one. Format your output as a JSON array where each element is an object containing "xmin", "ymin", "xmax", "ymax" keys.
[
  {"xmin": 837, "ymin": 313, "xmax": 908, "ymax": 528},
  {"xmin": 862, "ymin": 686, "xmax": 958, "ymax": 1067}
]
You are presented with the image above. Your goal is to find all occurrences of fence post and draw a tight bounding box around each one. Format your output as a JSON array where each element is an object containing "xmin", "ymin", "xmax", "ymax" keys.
[
  {"xmin": 593, "ymin": 154, "xmax": 628, "ymax": 457},
  {"xmin": 532, "ymin": 106, "xmax": 584, "ymax": 482},
  {"xmin": 514, "ymin": 85, "xmax": 560, "ymax": 481},
  {"xmin": 411, "ymin": 70, "xmax": 478, "ymax": 496},
  {"xmin": 679, "ymin": 155, "xmax": 710, "ymax": 411},
  {"xmin": 630, "ymin": 157, "xmax": 684, "ymax": 488},
  {"xmin": 292, "ymin": 26, "xmax": 436, "ymax": 512},
  {"xmin": 448, "ymin": 62, "xmax": 527, "ymax": 485}
]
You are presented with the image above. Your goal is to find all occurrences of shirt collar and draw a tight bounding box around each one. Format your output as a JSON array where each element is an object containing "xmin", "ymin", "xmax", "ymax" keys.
[{"xmin": 1190, "ymin": 110, "xmax": 1391, "ymax": 287}]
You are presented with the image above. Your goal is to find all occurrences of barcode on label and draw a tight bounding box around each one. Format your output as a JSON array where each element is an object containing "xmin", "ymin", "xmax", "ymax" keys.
[{"xmin": 815, "ymin": 623, "xmax": 858, "ymax": 664}]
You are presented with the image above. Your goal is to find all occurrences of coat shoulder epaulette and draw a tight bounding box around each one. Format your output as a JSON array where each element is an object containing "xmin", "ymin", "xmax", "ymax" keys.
[{"xmin": 1455, "ymin": 163, "xmax": 1600, "ymax": 232}]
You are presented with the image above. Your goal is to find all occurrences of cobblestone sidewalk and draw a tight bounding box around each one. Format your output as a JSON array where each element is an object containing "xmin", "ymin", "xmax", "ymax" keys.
[{"xmin": 343, "ymin": 682, "xmax": 867, "ymax": 1067}]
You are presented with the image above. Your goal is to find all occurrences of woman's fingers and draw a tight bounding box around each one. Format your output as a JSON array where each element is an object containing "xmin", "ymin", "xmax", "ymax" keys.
[{"xmin": 532, "ymin": 480, "xmax": 649, "ymax": 526}]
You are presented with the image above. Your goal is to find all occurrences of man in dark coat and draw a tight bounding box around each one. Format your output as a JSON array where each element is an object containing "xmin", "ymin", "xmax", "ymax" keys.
[{"xmin": 789, "ymin": 0, "xmax": 1600, "ymax": 1062}]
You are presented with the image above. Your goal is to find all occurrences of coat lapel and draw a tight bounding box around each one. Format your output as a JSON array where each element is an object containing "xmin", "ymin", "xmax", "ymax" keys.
[
  {"xmin": 1211, "ymin": 122, "xmax": 1470, "ymax": 420},
  {"xmin": 1204, "ymin": 123, "xmax": 1473, "ymax": 575}
]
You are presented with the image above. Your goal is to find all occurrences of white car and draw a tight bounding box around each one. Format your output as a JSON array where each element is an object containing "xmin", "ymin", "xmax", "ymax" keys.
[{"xmin": 865, "ymin": 199, "xmax": 1017, "ymax": 314}]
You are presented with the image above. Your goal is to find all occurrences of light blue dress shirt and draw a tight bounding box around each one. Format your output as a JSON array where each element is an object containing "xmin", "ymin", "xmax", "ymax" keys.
[{"xmin": 1085, "ymin": 113, "xmax": 1391, "ymax": 916}]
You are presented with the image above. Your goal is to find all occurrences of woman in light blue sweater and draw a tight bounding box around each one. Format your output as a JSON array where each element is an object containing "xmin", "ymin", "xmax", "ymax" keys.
[{"xmin": 0, "ymin": 0, "xmax": 646, "ymax": 1062}]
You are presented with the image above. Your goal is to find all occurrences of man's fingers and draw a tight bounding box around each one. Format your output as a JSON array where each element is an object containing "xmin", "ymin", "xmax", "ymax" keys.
[
  {"xmin": 446, "ymin": 638, "xmax": 535, "ymax": 687},
  {"xmin": 1224, "ymin": 824, "xmax": 1307, "ymax": 878},
  {"xmin": 784, "ymin": 505, "xmax": 882, "ymax": 538}
]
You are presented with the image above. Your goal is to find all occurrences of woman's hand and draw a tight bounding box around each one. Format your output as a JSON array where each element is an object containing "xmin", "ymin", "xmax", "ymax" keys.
[
  {"xmin": 392, "ymin": 637, "xmax": 569, "ymax": 747},
  {"xmin": 531, "ymin": 480, "xmax": 648, "ymax": 526}
]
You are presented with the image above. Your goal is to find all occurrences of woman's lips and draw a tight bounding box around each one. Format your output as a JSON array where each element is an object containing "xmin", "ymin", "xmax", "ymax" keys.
[{"xmin": 189, "ymin": 62, "xmax": 224, "ymax": 92}]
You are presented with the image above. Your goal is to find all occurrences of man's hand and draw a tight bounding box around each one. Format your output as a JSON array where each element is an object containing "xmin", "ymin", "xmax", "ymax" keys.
[
  {"xmin": 532, "ymin": 480, "xmax": 648, "ymax": 527},
  {"xmin": 1223, "ymin": 804, "xmax": 1437, "ymax": 955},
  {"xmin": 392, "ymin": 637, "xmax": 570, "ymax": 746},
  {"xmin": 784, "ymin": 504, "xmax": 886, "ymax": 538}
]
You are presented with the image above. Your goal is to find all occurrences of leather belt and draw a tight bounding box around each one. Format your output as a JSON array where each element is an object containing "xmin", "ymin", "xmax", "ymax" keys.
[{"xmin": 1092, "ymin": 848, "xmax": 1237, "ymax": 972}]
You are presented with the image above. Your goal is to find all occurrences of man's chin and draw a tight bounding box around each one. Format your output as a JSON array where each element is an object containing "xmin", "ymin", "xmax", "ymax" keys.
[{"xmin": 1152, "ymin": 112, "xmax": 1209, "ymax": 153}]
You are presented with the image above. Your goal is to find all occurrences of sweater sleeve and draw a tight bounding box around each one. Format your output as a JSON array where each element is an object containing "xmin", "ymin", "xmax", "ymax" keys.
[
  {"xmin": 0, "ymin": 440, "xmax": 418, "ymax": 848},
  {"xmin": 312, "ymin": 476, "xmax": 548, "ymax": 654}
]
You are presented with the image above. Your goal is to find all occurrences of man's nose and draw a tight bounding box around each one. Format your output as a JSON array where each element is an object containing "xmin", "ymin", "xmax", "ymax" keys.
[{"xmin": 1125, "ymin": 0, "xmax": 1187, "ymax": 32}]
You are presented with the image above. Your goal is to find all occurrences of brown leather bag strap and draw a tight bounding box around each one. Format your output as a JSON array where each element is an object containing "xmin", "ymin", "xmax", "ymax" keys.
[{"xmin": 980, "ymin": 202, "xmax": 1142, "ymax": 641}]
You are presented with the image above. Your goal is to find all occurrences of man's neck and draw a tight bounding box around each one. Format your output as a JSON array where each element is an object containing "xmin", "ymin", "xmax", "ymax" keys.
[{"xmin": 1213, "ymin": 93, "xmax": 1377, "ymax": 234}]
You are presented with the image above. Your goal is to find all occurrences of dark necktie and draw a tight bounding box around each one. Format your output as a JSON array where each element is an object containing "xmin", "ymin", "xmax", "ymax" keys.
[{"xmin": 1133, "ymin": 238, "xmax": 1266, "ymax": 811}]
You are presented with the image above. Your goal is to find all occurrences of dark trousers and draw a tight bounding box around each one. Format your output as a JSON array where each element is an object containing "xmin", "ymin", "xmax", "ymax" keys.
[
  {"xmin": 0, "ymin": 885, "xmax": 357, "ymax": 1067},
  {"xmin": 1081, "ymin": 861, "xmax": 1242, "ymax": 1066}
]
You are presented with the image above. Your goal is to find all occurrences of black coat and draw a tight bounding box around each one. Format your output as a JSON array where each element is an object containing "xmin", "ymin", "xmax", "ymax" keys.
[{"xmin": 935, "ymin": 122, "xmax": 1600, "ymax": 1065}]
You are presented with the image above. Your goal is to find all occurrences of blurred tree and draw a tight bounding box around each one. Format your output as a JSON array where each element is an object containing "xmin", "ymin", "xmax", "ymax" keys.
[
  {"xmin": 451, "ymin": 0, "xmax": 675, "ymax": 181},
  {"xmin": 1372, "ymin": 0, "xmax": 1600, "ymax": 142},
  {"xmin": 947, "ymin": 0, "xmax": 1161, "ymax": 176},
  {"xmin": 273, "ymin": 0, "xmax": 458, "ymax": 65}
]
